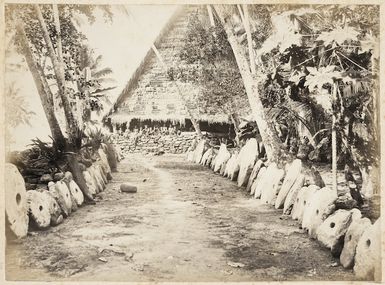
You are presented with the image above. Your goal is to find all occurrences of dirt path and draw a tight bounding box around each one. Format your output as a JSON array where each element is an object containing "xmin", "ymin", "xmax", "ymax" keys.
[{"xmin": 6, "ymin": 153, "xmax": 356, "ymax": 282}]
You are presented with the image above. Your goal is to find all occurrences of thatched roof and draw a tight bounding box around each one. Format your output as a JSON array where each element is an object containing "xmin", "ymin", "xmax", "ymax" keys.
[{"xmin": 106, "ymin": 5, "xmax": 245, "ymax": 126}]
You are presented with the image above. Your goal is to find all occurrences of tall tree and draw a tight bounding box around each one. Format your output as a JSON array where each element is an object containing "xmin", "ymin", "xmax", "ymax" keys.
[
  {"xmin": 7, "ymin": 4, "xmax": 113, "ymax": 200},
  {"xmin": 215, "ymin": 4, "xmax": 379, "ymax": 196},
  {"xmin": 34, "ymin": 5, "xmax": 78, "ymax": 139},
  {"xmin": 213, "ymin": 5, "xmax": 285, "ymax": 160},
  {"xmin": 15, "ymin": 20, "xmax": 66, "ymax": 148}
]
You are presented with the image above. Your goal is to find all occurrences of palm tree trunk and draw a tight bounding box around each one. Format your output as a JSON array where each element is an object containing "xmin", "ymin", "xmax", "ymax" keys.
[
  {"xmin": 35, "ymin": 4, "xmax": 78, "ymax": 139},
  {"xmin": 241, "ymin": 5, "xmax": 256, "ymax": 74},
  {"xmin": 207, "ymin": 5, "xmax": 215, "ymax": 27},
  {"xmin": 332, "ymin": 82, "xmax": 338, "ymax": 195},
  {"xmin": 371, "ymin": 57, "xmax": 379, "ymax": 195},
  {"xmin": 34, "ymin": 6, "xmax": 94, "ymax": 201},
  {"xmin": 230, "ymin": 113, "xmax": 241, "ymax": 132},
  {"xmin": 230, "ymin": 113, "xmax": 241, "ymax": 146},
  {"xmin": 16, "ymin": 20, "xmax": 66, "ymax": 148},
  {"xmin": 190, "ymin": 119, "xmax": 202, "ymax": 136},
  {"xmin": 52, "ymin": 4, "xmax": 63, "ymax": 62},
  {"xmin": 67, "ymin": 154, "xmax": 94, "ymax": 201},
  {"xmin": 213, "ymin": 5, "xmax": 283, "ymax": 160}
]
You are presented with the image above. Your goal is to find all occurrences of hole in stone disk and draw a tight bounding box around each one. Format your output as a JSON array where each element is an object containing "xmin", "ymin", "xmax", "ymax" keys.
[
  {"xmin": 297, "ymin": 198, "xmax": 299, "ymax": 202},
  {"xmin": 16, "ymin": 193, "xmax": 21, "ymax": 205},
  {"xmin": 330, "ymin": 222, "xmax": 335, "ymax": 228},
  {"xmin": 39, "ymin": 205, "xmax": 43, "ymax": 211},
  {"xmin": 316, "ymin": 209, "xmax": 319, "ymax": 215},
  {"xmin": 304, "ymin": 201, "xmax": 306, "ymax": 205},
  {"xmin": 366, "ymin": 239, "xmax": 371, "ymax": 247}
]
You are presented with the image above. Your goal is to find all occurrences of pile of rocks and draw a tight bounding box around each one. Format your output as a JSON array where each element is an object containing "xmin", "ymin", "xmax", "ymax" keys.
[
  {"xmin": 113, "ymin": 132, "xmax": 196, "ymax": 155},
  {"xmin": 7, "ymin": 147, "xmax": 65, "ymax": 191},
  {"xmin": 5, "ymin": 144, "xmax": 119, "ymax": 239},
  {"xmin": 187, "ymin": 138, "xmax": 381, "ymax": 281}
]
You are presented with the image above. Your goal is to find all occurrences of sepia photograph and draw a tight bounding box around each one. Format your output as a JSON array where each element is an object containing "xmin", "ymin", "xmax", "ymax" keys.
[{"xmin": 1, "ymin": 0, "xmax": 383, "ymax": 283}]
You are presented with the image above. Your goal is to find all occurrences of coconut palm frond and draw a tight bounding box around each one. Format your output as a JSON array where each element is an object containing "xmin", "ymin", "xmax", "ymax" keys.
[
  {"xmin": 90, "ymin": 86, "xmax": 117, "ymax": 96},
  {"xmin": 92, "ymin": 67, "xmax": 113, "ymax": 79},
  {"xmin": 91, "ymin": 54, "xmax": 103, "ymax": 70},
  {"xmin": 97, "ymin": 96, "xmax": 113, "ymax": 106},
  {"xmin": 280, "ymin": 105, "xmax": 313, "ymax": 133},
  {"xmin": 312, "ymin": 128, "xmax": 330, "ymax": 141},
  {"xmin": 96, "ymin": 77, "xmax": 117, "ymax": 83},
  {"xmin": 286, "ymin": 100, "xmax": 313, "ymax": 120},
  {"xmin": 272, "ymin": 97, "xmax": 314, "ymax": 131},
  {"xmin": 266, "ymin": 107, "xmax": 286, "ymax": 121}
]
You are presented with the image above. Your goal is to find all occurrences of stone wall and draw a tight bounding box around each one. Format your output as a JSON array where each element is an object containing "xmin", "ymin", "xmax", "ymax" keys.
[{"xmin": 113, "ymin": 131, "xmax": 197, "ymax": 155}]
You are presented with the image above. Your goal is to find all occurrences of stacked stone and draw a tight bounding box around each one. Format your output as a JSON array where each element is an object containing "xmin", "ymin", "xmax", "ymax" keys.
[{"xmin": 113, "ymin": 132, "xmax": 196, "ymax": 155}]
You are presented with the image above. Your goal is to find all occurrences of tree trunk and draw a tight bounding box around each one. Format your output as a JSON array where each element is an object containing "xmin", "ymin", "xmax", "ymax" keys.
[
  {"xmin": 340, "ymin": 132, "xmax": 378, "ymax": 198},
  {"xmin": 230, "ymin": 113, "xmax": 241, "ymax": 132},
  {"xmin": 67, "ymin": 154, "xmax": 94, "ymax": 201},
  {"xmin": 35, "ymin": 5, "xmax": 78, "ymax": 139},
  {"xmin": 207, "ymin": 5, "xmax": 215, "ymax": 27},
  {"xmin": 214, "ymin": 5, "xmax": 283, "ymax": 160},
  {"xmin": 360, "ymin": 167, "xmax": 374, "ymax": 198},
  {"xmin": 190, "ymin": 118, "xmax": 202, "ymax": 137},
  {"xmin": 18, "ymin": 14, "xmax": 94, "ymax": 202},
  {"xmin": 371, "ymin": 57, "xmax": 380, "ymax": 196},
  {"xmin": 351, "ymin": 146, "xmax": 378, "ymax": 198},
  {"xmin": 331, "ymin": 82, "xmax": 338, "ymax": 195},
  {"xmin": 52, "ymin": 4, "xmax": 63, "ymax": 62},
  {"xmin": 241, "ymin": 5, "xmax": 256, "ymax": 74},
  {"xmin": 230, "ymin": 113, "xmax": 241, "ymax": 146},
  {"xmin": 16, "ymin": 20, "xmax": 66, "ymax": 148}
]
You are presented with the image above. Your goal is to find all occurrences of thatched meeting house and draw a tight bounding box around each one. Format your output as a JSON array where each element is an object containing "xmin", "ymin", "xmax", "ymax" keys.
[{"xmin": 104, "ymin": 5, "xmax": 250, "ymax": 137}]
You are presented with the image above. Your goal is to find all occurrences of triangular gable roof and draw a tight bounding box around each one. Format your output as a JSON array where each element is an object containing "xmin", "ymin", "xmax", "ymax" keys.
[{"xmin": 106, "ymin": 5, "xmax": 247, "ymax": 125}]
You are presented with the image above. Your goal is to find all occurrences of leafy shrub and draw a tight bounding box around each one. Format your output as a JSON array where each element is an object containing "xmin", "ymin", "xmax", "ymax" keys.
[{"xmin": 83, "ymin": 127, "xmax": 111, "ymax": 150}]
